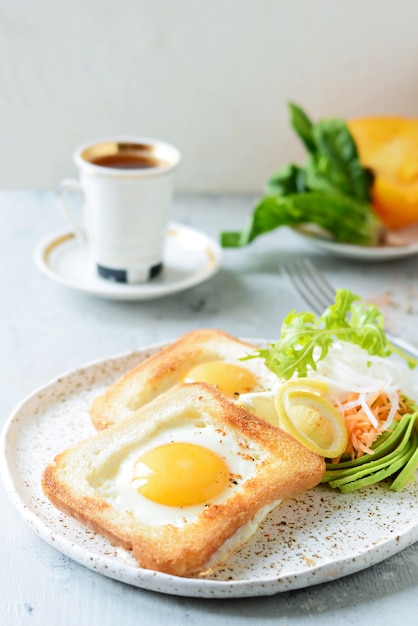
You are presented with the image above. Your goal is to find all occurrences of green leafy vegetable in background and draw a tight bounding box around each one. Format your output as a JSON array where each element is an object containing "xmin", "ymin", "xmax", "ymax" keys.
[{"xmin": 221, "ymin": 103, "xmax": 384, "ymax": 247}]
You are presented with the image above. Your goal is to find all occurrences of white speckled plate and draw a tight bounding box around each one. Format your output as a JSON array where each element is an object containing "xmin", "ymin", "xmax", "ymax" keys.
[
  {"xmin": 34, "ymin": 223, "xmax": 222, "ymax": 300},
  {"xmin": 1, "ymin": 341, "xmax": 418, "ymax": 599}
]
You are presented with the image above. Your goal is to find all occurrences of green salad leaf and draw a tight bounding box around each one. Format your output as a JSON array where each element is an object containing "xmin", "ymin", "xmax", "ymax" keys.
[
  {"xmin": 288, "ymin": 101, "xmax": 316, "ymax": 154},
  {"xmin": 221, "ymin": 103, "xmax": 384, "ymax": 248},
  {"xmin": 245, "ymin": 289, "xmax": 417, "ymax": 380}
]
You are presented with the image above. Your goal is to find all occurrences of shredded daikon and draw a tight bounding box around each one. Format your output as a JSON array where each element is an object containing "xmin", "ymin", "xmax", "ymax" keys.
[{"xmin": 300, "ymin": 341, "xmax": 418, "ymax": 457}]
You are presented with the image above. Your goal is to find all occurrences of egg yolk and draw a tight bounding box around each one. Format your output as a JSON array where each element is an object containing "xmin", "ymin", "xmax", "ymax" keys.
[
  {"xmin": 132, "ymin": 442, "xmax": 230, "ymax": 506},
  {"xmin": 184, "ymin": 361, "xmax": 257, "ymax": 398}
]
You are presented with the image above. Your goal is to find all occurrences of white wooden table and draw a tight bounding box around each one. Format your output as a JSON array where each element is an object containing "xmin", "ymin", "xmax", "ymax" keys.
[{"xmin": 1, "ymin": 190, "xmax": 417, "ymax": 625}]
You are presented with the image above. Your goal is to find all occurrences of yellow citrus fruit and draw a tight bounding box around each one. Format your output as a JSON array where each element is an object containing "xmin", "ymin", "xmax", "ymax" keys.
[
  {"xmin": 274, "ymin": 379, "xmax": 348, "ymax": 458},
  {"xmin": 238, "ymin": 391, "xmax": 279, "ymax": 426}
]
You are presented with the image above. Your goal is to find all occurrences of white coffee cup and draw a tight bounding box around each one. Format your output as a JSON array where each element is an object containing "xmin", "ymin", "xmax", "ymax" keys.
[{"xmin": 57, "ymin": 136, "xmax": 181, "ymax": 284}]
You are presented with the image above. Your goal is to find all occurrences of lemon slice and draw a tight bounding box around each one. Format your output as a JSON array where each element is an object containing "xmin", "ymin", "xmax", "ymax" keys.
[
  {"xmin": 238, "ymin": 380, "xmax": 330, "ymax": 428},
  {"xmin": 274, "ymin": 379, "xmax": 348, "ymax": 458},
  {"xmin": 292, "ymin": 378, "xmax": 330, "ymax": 395},
  {"xmin": 238, "ymin": 391, "xmax": 278, "ymax": 426}
]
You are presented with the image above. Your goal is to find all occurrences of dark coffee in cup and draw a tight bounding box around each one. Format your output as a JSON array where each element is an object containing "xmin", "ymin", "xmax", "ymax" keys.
[
  {"xmin": 90, "ymin": 153, "xmax": 162, "ymax": 170},
  {"xmin": 82, "ymin": 142, "xmax": 167, "ymax": 171}
]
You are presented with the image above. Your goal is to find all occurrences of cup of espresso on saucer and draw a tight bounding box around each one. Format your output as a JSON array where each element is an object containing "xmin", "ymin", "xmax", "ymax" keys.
[{"xmin": 58, "ymin": 137, "xmax": 181, "ymax": 284}]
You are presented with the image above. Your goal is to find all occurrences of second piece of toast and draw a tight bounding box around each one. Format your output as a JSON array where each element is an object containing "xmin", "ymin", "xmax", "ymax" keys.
[{"xmin": 90, "ymin": 328, "xmax": 275, "ymax": 430}]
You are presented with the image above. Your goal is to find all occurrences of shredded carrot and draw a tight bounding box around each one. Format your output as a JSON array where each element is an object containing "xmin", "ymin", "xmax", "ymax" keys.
[{"xmin": 332, "ymin": 390, "xmax": 413, "ymax": 463}]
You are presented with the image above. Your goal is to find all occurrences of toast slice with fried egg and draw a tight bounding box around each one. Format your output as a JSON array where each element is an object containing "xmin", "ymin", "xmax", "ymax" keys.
[
  {"xmin": 42, "ymin": 382, "xmax": 325, "ymax": 577},
  {"xmin": 90, "ymin": 328, "xmax": 275, "ymax": 430}
]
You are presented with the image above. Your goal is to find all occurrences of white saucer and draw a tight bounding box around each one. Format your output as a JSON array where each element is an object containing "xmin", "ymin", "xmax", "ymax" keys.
[
  {"xmin": 296, "ymin": 227, "xmax": 418, "ymax": 261},
  {"xmin": 34, "ymin": 223, "xmax": 222, "ymax": 300}
]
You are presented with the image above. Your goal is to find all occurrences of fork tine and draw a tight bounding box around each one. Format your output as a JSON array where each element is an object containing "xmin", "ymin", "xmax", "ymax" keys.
[
  {"xmin": 282, "ymin": 259, "xmax": 336, "ymax": 315},
  {"xmin": 301, "ymin": 259, "xmax": 337, "ymax": 308}
]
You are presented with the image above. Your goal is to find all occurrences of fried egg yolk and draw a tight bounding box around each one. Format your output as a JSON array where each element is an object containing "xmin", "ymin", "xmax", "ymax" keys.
[
  {"xmin": 184, "ymin": 361, "xmax": 257, "ymax": 398},
  {"xmin": 131, "ymin": 442, "xmax": 230, "ymax": 506}
]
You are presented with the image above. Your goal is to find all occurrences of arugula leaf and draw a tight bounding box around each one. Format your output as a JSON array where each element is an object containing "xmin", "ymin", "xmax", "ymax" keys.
[
  {"xmin": 246, "ymin": 289, "xmax": 391, "ymax": 380},
  {"xmin": 221, "ymin": 103, "xmax": 383, "ymax": 248}
]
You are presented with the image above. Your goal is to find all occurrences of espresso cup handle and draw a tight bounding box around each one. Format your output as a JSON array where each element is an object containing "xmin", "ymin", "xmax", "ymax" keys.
[{"xmin": 57, "ymin": 178, "xmax": 86, "ymax": 243}]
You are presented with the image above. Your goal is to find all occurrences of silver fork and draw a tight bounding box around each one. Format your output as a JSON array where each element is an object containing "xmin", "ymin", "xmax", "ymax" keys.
[
  {"xmin": 282, "ymin": 258, "xmax": 418, "ymax": 359},
  {"xmin": 282, "ymin": 258, "xmax": 336, "ymax": 317}
]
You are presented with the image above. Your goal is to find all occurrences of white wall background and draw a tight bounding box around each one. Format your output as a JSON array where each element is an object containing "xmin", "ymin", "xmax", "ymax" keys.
[{"xmin": 1, "ymin": 0, "xmax": 418, "ymax": 192}]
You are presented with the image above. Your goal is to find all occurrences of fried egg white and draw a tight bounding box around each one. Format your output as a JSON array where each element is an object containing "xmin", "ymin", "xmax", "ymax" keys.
[{"xmin": 93, "ymin": 416, "xmax": 268, "ymax": 527}]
